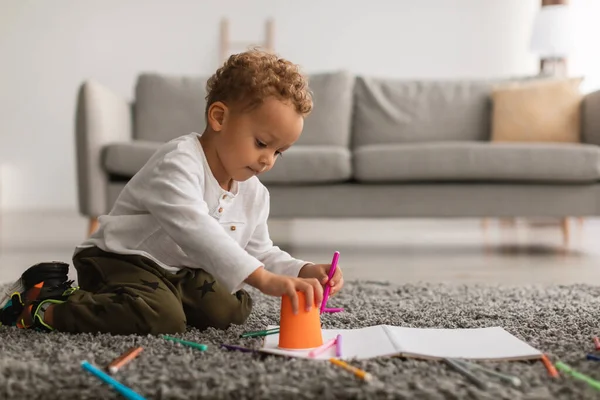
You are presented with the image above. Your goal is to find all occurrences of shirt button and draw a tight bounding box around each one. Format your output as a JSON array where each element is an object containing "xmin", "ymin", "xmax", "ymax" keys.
[
  {"xmin": 218, "ymin": 207, "xmax": 223, "ymax": 213},
  {"xmin": 230, "ymin": 225, "xmax": 236, "ymax": 231},
  {"xmin": 222, "ymin": 194, "xmax": 227, "ymax": 200}
]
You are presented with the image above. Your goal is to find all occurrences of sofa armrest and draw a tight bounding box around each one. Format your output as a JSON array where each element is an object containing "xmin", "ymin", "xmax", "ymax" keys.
[
  {"xmin": 75, "ymin": 80, "xmax": 132, "ymax": 217},
  {"xmin": 582, "ymin": 89, "xmax": 600, "ymax": 146}
]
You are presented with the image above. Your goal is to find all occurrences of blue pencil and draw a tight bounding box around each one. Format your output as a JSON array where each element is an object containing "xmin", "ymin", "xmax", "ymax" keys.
[
  {"xmin": 81, "ymin": 360, "xmax": 146, "ymax": 400},
  {"xmin": 587, "ymin": 354, "xmax": 600, "ymax": 362}
]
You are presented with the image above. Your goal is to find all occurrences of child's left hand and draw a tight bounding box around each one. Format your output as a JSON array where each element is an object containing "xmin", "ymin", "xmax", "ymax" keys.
[{"xmin": 298, "ymin": 263, "xmax": 344, "ymax": 296}]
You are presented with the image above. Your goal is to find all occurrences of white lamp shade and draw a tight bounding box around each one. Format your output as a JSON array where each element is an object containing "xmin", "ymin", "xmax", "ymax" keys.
[{"xmin": 530, "ymin": 4, "xmax": 574, "ymax": 58}]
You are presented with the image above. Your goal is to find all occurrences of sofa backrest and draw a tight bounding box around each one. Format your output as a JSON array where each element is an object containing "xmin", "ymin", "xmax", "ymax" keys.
[
  {"xmin": 298, "ymin": 71, "xmax": 354, "ymax": 147},
  {"xmin": 134, "ymin": 74, "xmax": 208, "ymax": 143},
  {"xmin": 134, "ymin": 71, "xmax": 354, "ymax": 147},
  {"xmin": 583, "ymin": 90, "xmax": 600, "ymax": 146},
  {"xmin": 352, "ymin": 77, "xmax": 499, "ymax": 147}
]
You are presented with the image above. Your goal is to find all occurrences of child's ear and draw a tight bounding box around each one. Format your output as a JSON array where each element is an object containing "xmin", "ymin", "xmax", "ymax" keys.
[{"xmin": 207, "ymin": 101, "xmax": 227, "ymax": 132}]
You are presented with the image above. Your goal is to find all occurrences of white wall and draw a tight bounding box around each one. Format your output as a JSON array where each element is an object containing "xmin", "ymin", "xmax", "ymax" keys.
[
  {"xmin": 0, "ymin": 0, "xmax": 540, "ymax": 211},
  {"xmin": 570, "ymin": 0, "xmax": 600, "ymax": 93}
]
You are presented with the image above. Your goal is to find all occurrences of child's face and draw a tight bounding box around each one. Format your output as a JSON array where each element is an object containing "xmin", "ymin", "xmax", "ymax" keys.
[{"xmin": 212, "ymin": 97, "xmax": 304, "ymax": 183}]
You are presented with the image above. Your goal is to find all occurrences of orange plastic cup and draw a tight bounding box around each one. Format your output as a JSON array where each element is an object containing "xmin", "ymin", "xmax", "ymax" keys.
[{"xmin": 278, "ymin": 291, "xmax": 323, "ymax": 350}]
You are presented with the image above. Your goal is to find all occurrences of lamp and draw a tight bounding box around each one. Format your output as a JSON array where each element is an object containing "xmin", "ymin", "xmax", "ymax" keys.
[{"xmin": 530, "ymin": 4, "xmax": 574, "ymax": 76}]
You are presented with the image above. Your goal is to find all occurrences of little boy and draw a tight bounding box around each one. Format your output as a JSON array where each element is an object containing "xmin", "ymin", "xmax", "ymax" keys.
[{"xmin": 0, "ymin": 49, "xmax": 344, "ymax": 334}]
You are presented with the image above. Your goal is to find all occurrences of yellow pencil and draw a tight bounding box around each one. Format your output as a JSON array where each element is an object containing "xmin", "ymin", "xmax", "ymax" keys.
[{"xmin": 329, "ymin": 358, "xmax": 373, "ymax": 382}]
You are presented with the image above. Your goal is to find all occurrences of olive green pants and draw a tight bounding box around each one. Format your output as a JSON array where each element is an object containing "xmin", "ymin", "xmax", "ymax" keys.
[{"xmin": 51, "ymin": 247, "xmax": 252, "ymax": 335}]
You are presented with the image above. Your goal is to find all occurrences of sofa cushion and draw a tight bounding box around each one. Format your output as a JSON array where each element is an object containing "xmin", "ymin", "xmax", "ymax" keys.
[
  {"xmin": 491, "ymin": 78, "xmax": 583, "ymax": 143},
  {"xmin": 354, "ymin": 142, "xmax": 600, "ymax": 183},
  {"xmin": 103, "ymin": 141, "xmax": 162, "ymax": 176},
  {"xmin": 298, "ymin": 71, "xmax": 355, "ymax": 147},
  {"xmin": 134, "ymin": 74, "xmax": 208, "ymax": 143},
  {"xmin": 103, "ymin": 142, "xmax": 351, "ymax": 184},
  {"xmin": 353, "ymin": 77, "xmax": 502, "ymax": 146},
  {"xmin": 259, "ymin": 146, "xmax": 351, "ymax": 184}
]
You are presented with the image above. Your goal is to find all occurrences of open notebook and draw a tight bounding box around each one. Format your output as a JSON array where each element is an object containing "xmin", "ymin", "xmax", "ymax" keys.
[{"xmin": 260, "ymin": 325, "xmax": 541, "ymax": 361}]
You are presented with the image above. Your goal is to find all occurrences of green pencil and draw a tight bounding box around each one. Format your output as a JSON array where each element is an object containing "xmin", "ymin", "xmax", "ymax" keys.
[
  {"xmin": 240, "ymin": 328, "xmax": 280, "ymax": 338},
  {"xmin": 162, "ymin": 335, "xmax": 208, "ymax": 351},
  {"xmin": 556, "ymin": 362, "xmax": 600, "ymax": 391},
  {"xmin": 454, "ymin": 359, "xmax": 521, "ymax": 387},
  {"xmin": 444, "ymin": 358, "xmax": 488, "ymax": 390}
]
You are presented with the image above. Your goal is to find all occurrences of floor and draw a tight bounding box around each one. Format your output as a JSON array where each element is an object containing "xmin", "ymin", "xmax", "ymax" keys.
[{"xmin": 1, "ymin": 210, "xmax": 599, "ymax": 285}]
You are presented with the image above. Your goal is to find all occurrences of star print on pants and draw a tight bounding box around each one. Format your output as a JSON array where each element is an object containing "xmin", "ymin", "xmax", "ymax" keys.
[
  {"xmin": 140, "ymin": 279, "xmax": 162, "ymax": 291},
  {"xmin": 197, "ymin": 280, "xmax": 216, "ymax": 298},
  {"xmin": 109, "ymin": 287, "xmax": 140, "ymax": 303}
]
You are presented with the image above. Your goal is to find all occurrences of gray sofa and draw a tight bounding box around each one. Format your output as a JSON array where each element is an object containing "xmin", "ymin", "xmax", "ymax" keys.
[{"xmin": 75, "ymin": 72, "xmax": 600, "ymax": 227}]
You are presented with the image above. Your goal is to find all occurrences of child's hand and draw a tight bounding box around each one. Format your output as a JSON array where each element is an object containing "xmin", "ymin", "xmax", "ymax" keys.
[
  {"xmin": 245, "ymin": 267, "xmax": 323, "ymax": 314},
  {"xmin": 298, "ymin": 263, "xmax": 344, "ymax": 296}
]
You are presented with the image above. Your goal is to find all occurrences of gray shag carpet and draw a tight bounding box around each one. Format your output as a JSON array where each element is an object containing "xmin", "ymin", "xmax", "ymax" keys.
[{"xmin": 2, "ymin": 281, "xmax": 600, "ymax": 400}]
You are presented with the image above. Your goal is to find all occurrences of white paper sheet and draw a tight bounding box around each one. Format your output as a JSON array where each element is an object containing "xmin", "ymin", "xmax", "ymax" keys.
[
  {"xmin": 387, "ymin": 326, "xmax": 541, "ymax": 360},
  {"xmin": 259, "ymin": 325, "xmax": 541, "ymax": 361}
]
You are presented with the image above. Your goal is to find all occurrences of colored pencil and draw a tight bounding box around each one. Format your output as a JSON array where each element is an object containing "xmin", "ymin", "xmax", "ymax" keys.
[
  {"xmin": 81, "ymin": 361, "xmax": 146, "ymax": 400},
  {"xmin": 162, "ymin": 335, "xmax": 207, "ymax": 351},
  {"xmin": 444, "ymin": 358, "xmax": 487, "ymax": 390},
  {"xmin": 320, "ymin": 251, "xmax": 340, "ymax": 313},
  {"xmin": 594, "ymin": 337, "xmax": 600, "ymax": 350},
  {"xmin": 323, "ymin": 308, "xmax": 344, "ymax": 313},
  {"xmin": 107, "ymin": 347, "xmax": 143, "ymax": 374},
  {"xmin": 587, "ymin": 354, "xmax": 600, "ymax": 362},
  {"xmin": 309, "ymin": 338, "xmax": 337, "ymax": 358},
  {"xmin": 240, "ymin": 328, "xmax": 280, "ymax": 338},
  {"xmin": 335, "ymin": 334, "xmax": 342, "ymax": 358},
  {"xmin": 556, "ymin": 362, "xmax": 600, "ymax": 391},
  {"xmin": 329, "ymin": 358, "xmax": 373, "ymax": 382},
  {"xmin": 220, "ymin": 344, "xmax": 257, "ymax": 353},
  {"xmin": 541, "ymin": 354, "xmax": 559, "ymax": 378},
  {"xmin": 454, "ymin": 359, "xmax": 521, "ymax": 387}
]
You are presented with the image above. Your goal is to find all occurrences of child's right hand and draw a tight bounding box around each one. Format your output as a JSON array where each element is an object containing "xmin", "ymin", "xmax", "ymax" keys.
[{"xmin": 245, "ymin": 267, "xmax": 323, "ymax": 314}]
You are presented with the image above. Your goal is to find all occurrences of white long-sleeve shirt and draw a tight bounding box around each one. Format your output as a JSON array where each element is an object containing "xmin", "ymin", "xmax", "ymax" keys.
[{"xmin": 76, "ymin": 132, "xmax": 309, "ymax": 293}]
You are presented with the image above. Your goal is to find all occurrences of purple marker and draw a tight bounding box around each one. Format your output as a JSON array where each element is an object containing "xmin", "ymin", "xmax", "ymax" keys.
[
  {"xmin": 335, "ymin": 334, "xmax": 342, "ymax": 358},
  {"xmin": 220, "ymin": 344, "xmax": 257, "ymax": 353},
  {"xmin": 320, "ymin": 251, "xmax": 340, "ymax": 313}
]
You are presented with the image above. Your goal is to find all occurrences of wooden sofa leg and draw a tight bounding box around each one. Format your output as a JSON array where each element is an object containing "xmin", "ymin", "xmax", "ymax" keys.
[
  {"xmin": 88, "ymin": 217, "xmax": 99, "ymax": 237},
  {"xmin": 561, "ymin": 218, "xmax": 570, "ymax": 248},
  {"xmin": 480, "ymin": 218, "xmax": 489, "ymax": 230}
]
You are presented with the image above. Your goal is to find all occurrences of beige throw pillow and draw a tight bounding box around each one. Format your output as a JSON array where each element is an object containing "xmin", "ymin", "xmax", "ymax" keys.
[{"xmin": 491, "ymin": 78, "xmax": 583, "ymax": 143}]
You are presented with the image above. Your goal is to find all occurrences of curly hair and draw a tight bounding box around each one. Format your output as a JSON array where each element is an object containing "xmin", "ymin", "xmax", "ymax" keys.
[{"xmin": 205, "ymin": 49, "xmax": 313, "ymax": 118}]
